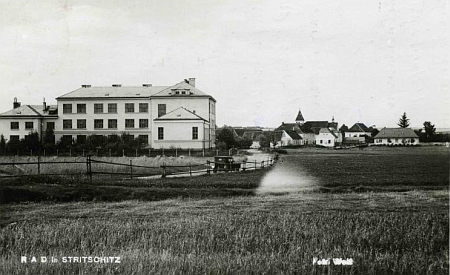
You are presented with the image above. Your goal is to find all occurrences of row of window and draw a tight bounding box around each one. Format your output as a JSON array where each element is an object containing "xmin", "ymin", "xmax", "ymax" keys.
[
  {"xmin": 10, "ymin": 121, "xmax": 35, "ymax": 130},
  {"xmin": 62, "ymin": 119, "xmax": 149, "ymax": 129},
  {"xmin": 62, "ymin": 103, "xmax": 149, "ymax": 114},
  {"xmin": 319, "ymin": 140, "xmax": 333, "ymax": 144}
]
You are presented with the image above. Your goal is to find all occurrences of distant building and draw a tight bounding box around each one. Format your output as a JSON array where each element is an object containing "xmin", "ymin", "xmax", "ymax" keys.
[
  {"xmin": 276, "ymin": 109, "xmax": 338, "ymax": 146},
  {"xmin": 374, "ymin": 128, "xmax": 419, "ymax": 145},
  {"xmin": 316, "ymin": 128, "xmax": 342, "ymax": 147},
  {"xmin": 344, "ymin": 123, "xmax": 373, "ymax": 144},
  {"xmin": 0, "ymin": 78, "xmax": 216, "ymax": 149},
  {"xmin": 281, "ymin": 130, "xmax": 303, "ymax": 146}
]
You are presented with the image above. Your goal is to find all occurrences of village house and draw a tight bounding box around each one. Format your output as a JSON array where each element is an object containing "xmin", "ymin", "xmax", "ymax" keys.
[
  {"xmin": 0, "ymin": 78, "xmax": 216, "ymax": 149},
  {"xmin": 344, "ymin": 123, "xmax": 373, "ymax": 144},
  {"xmin": 280, "ymin": 130, "xmax": 303, "ymax": 146},
  {"xmin": 276, "ymin": 109, "xmax": 337, "ymax": 146},
  {"xmin": 374, "ymin": 128, "xmax": 419, "ymax": 145},
  {"xmin": 316, "ymin": 127, "xmax": 343, "ymax": 147}
]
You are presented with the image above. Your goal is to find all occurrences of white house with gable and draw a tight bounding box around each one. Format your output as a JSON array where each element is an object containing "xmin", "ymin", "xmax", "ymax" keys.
[{"xmin": 316, "ymin": 128, "xmax": 342, "ymax": 147}]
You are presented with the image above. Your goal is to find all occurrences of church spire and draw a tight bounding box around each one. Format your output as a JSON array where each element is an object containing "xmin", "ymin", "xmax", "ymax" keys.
[{"xmin": 295, "ymin": 109, "xmax": 305, "ymax": 125}]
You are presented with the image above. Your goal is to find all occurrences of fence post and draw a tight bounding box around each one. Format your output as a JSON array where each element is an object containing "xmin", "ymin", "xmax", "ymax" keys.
[
  {"xmin": 31, "ymin": 149, "xmax": 33, "ymax": 157},
  {"xmin": 176, "ymin": 148, "xmax": 178, "ymax": 157},
  {"xmin": 87, "ymin": 156, "xmax": 92, "ymax": 183},
  {"xmin": 189, "ymin": 164, "xmax": 192, "ymax": 177},
  {"xmin": 148, "ymin": 148, "xmax": 151, "ymax": 157},
  {"xmin": 130, "ymin": 159, "xmax": 133, "ymax": 179},
  {"xmin": 135, "ymin": 149, "xmax": 138, "ymax": 158},
  {"xmin": 189, "ymin": 148, "xmax": 191, "ymax": 157},
  {"xmin": 242, "ymin": 160, "xmax": 246, "ymax": 172},
  {"xmin": 70, "ymin": 149, "xmax": 72, "ymax": 157},
  {"xmin": 82, "ymin": 149, "xmax": 85, "ymax": 157},
  {"xmin": 202, "ymin": 149, "xmax": 205, "ymax": 157},
  {"xmin": 162, "ymin": 148, "xmax": 164, "ymax": 156},
  {"xmin": 261, "ymin": 161, "xmax": 264, "ymax": 168},
  {"xmin": 43, "ymin": 149, "xmax": 46, "ymax": 157},
  {"xmin": 161, "ymin": 163, "xmax": 166, "ymax": 178},
  {"xmin": 109, "ymin": 149, "xmax": 111, "ymax": 157},
  {"xmin": 57, "ymin": 149, "xmax": 59, "ymax": 157},
  {"xmin": 255, "ymin": 160, "xmax": 257, "ymax": 170},
  {"xmin": 206, "ymin": 160, "xmax": 210, "ymax": 175},
  {"xmin": 37, "ymin": 156, "xmax": 41, "ymax": 175}
]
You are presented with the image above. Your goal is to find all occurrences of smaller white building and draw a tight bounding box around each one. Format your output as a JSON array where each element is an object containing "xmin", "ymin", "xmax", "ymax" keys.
[
  {"xmin": 316, "ymin": 128, "xmax": 342, "ymax": 147},
  {"xmin": 281, "ymin": 130, "xmax": 303, "ymax": 146},
  {"xmin": 374, "ymin": 128, "xmax": 419, "ymax": 145}
]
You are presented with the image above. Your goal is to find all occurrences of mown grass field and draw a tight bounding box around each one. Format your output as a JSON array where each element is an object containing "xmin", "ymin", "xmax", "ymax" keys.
[{"xmin": 0, "ymin": 146, "xmax": 448, "ymax": 274}]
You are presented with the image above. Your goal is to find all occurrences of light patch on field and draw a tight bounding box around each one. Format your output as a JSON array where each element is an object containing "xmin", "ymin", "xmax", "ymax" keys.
[{"xmin": 256, "ymin": 166, "xmax": 319, "ymax": 195}]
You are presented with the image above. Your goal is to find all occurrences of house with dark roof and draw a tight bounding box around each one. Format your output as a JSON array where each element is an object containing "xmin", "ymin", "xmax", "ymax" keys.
[
  {"xmin": 374, "ymin": 128, "xmax": 419, "ymax": 145},
  {"xmin": 0, "ymin": 78, "xmax": 217, "ymax": 149},
  {"xmin": 276, "ymin": 109, "xmax": 337, "ymax": 146},
  {"xmin": 344, "ymin": 123, "xmax": 373, "ymax": 144},
  {"xmin": 281, "ymin": 130, "xmax": 303, "ymax": 146}
]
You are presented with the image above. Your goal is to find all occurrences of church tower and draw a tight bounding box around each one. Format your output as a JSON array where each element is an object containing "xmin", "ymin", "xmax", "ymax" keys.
[{"xmin": 295, "ymin": 109, "xmax": 305, "ymax": 125}]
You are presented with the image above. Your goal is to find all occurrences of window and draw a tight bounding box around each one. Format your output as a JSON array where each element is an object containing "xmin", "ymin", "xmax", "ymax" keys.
[
  {"xmin": 62, "ymin": 135, "xmax": 72, "ymax": 144},
  {"xmin": 192, "ymin": 127, "xmax": 198, "ymax": 140},
  {"xmin": 175, "ymin": 91, "xmax": 180, "ymax": 95},
  {"xmin": 108, "ymin": 119, "xmax": 117, "ymax": 129},
  {"xmin": 94, "ymin": 104, "xmax": 103, "ymax": 114},
  {"xmin": 77, "ymin": 119, "xmax": 86, "ymax": 129},
  {"xmin": 108, "ymin": 135, "xmax": 119, "ymax": 142},
  {"xmin": 328, "ymin": 140, "xmax": 331, "ymax": 144},
  {"xmin": 139, "ymin": 103, "xmax": 148, "ymax": 113},
  {"xmin": 77, "ymin": 104, "xmax": 86, "ymax": 113},
  {"xmin": 125, "ymin": 103, "xmax": 134, "ymax": 113},
  {"xmin": 63, "ymin": 104, "xmax": 72, "ymax": 114},
  {"xmin": 63, "ymin": 120, "xmax": 72, "ymax": 129},
  {"xmin": 388, "ymin": 138, "xmax": 392, "ymax": 143},
  {"xmin": 9, "ymin": 135, "xmax": 20, "ymax": 141},
  {"xmin": 46, "ymin": 122, "xmax": 55, "ymax": 130},
  {"xmin": 320, "ymin": 140, "xmax": 323, "ymax": 144},
  {"xmin": 125, "ymin": 119, "xmax": 134, "ymax": 128},
  {"xmin": 181, "ymin": 91, "xmax": 186, "ymax": 95},
  {"xmin": 139, "ymin": 119, "xmax": 148, "ymax": 128},
  {"xmin": 94, "ymin": 119, "xmax": 103, "ymax": 129},
  {"xmin": 108, "ymin": 103, "xmax": 117, "ymax": 113},
  {"xmin": 158, "ymin": 127, "xmax": 164, "ymax": 140},
  {"xmin": 10, "ymin": 122, "xmax": 19, "ymax": 130},
  {"xmin": 25, "ymin": 122, "xmax": 34, "ymax": 129},
  {"xmin": 158, "ymin": 104, "xmax": 166, "ymax": 117},
  {"xmin": 77, "ymin": 135, "xmax": 86, "ymax": 144},
  {"xmin": 123, "ymin": 134, "xmax": 134, "ymax": 142},
  {"xmin": 138, "ymin": 135, "xmax": 149, "ymax": 145}
]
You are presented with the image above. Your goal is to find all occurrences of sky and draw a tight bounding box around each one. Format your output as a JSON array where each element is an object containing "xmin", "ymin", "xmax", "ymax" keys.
[{"xmin": 0, "ymin": 0, "xmax": 448, "ymax": 129}]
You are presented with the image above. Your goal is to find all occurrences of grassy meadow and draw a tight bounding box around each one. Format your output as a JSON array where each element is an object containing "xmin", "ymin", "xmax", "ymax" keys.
[{"xmin": 0, "ymin": 146, "xmax": 448, "ymax": 274}]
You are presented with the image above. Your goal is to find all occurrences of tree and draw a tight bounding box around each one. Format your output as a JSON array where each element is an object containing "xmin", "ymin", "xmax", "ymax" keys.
[
  {"xmin": 236, "ymin": 136, "xmax": 253, "ymax": 149},
  {"xmin": 339, "ymin": 124, "xmax": 348, "ymax": 143},
  {"xmin": 423, "ymin": 121, "xmax": 436, "ymax": 141},
  {"xmin": 42, "ymin": 128, "xmax": 56, "ymax": 154},
  {"xmin": 216, "ymin": 127, "xmax": 236, "ymax": 150},
  {"xmin": 397, "ymin": 112, "xmax": 410, "ymax": 128}
]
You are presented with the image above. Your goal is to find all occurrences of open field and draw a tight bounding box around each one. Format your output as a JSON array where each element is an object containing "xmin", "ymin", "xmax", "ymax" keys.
[{"xmin": 0, "ymin": 146, "xmax": 448, "ymax": 274}]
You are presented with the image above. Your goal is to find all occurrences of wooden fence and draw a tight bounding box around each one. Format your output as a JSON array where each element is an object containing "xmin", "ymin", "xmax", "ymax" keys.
[{"xmin": 0, "ymin": 156, "xmax": 275, "ymax": 182}]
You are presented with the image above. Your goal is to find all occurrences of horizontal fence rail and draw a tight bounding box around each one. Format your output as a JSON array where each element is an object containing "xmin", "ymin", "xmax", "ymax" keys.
[{"xmin": 0, "ymin": 155, "xmax": 276, "ymax": 182}]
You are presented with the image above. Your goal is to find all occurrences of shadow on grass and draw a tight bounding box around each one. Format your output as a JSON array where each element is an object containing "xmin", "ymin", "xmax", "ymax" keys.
[{"xmin": 0, "ymin": 170, "xmax": 267, "ymax": 204}]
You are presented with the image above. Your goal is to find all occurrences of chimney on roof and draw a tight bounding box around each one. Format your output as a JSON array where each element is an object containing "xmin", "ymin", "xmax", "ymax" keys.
[
  {"xmin": 13, "ymin": 97, "xmax": 21, "ymax": 109},
  {"xmin": 188, "ymin": 78, "xmax": 196, "ymax": 87},
  {"xmin": 112, "ymin": 84, "xmax": 121, "ymax": 87},
  {"xmin": 142, "ymin": 84, "xmax": 152, "ymax": 87},
  {"xmin": 81, "ymin": 84, "xmax": 91, "ymax": 88},
  {"xmin": 43, "ymin": 98, "xmax": 47, "ymax": 111}
]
